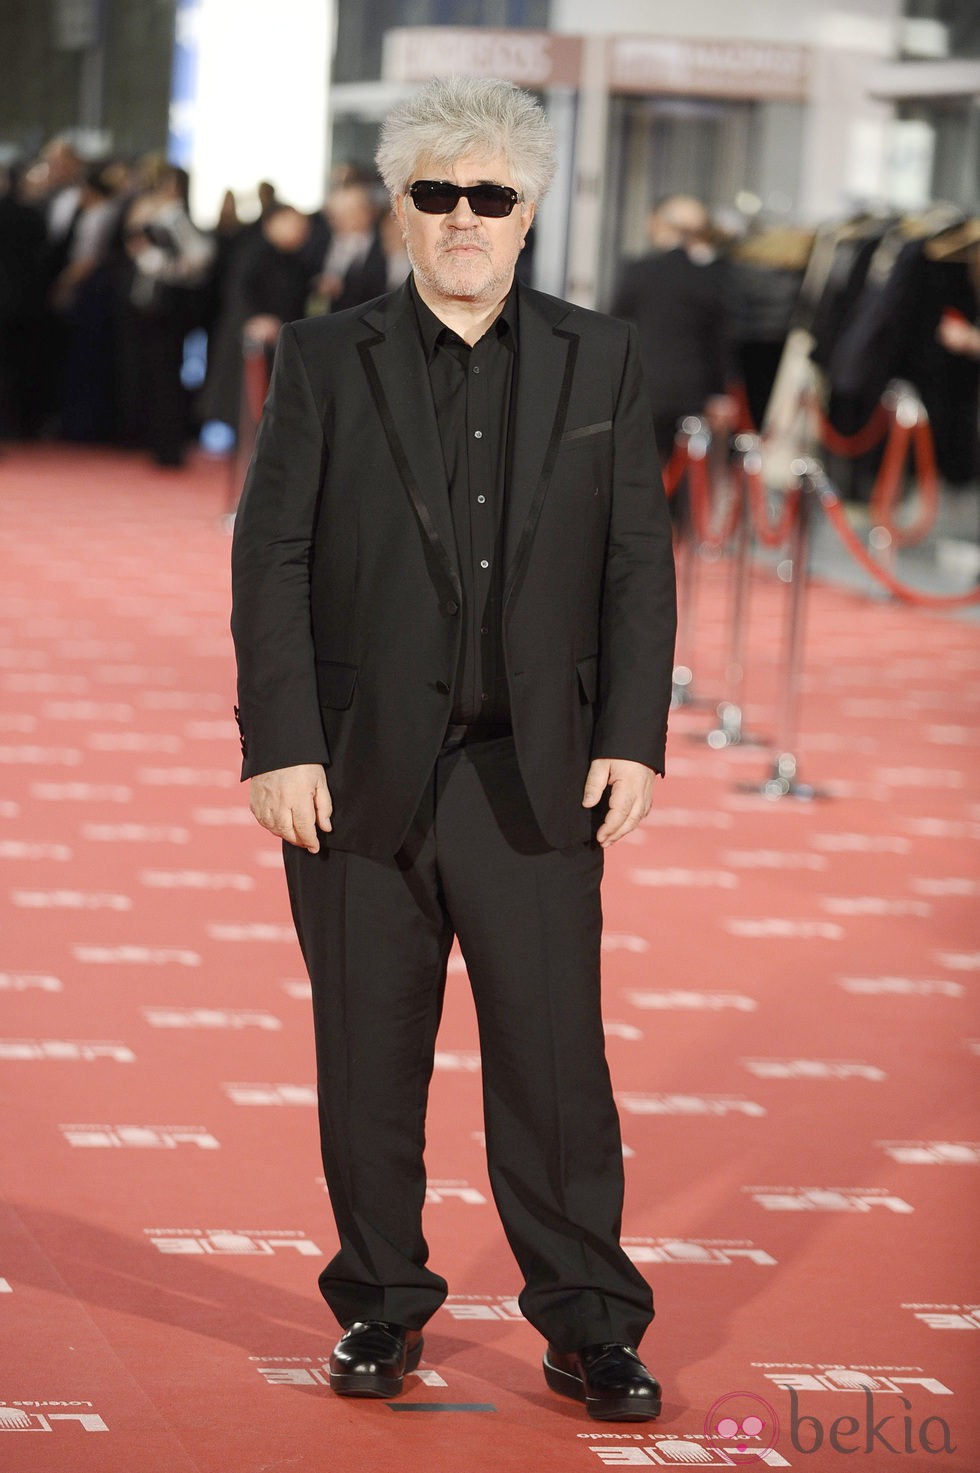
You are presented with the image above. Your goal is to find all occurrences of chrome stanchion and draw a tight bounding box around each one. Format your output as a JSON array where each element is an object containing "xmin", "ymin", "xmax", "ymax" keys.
[
  {"xmin": 671, "ymin": 417, "xmax": 710, "ymax": 709},
  {"xmin": 871, "ymin": 382, "xmax": 924, "ymax": 583},
  {"xmin": 704, "ymin": 434, "xmax": 766, "ymax": 750},
  {"xmin": 741, "ymin": 459, "xmax": 829, "ymax": 801}
]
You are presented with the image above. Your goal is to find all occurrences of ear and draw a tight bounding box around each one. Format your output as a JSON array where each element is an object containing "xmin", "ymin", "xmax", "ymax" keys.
[
  {"xmin": 393, "ymin": 193, "xmax": 407, "ymax": 237},
  {"xmin": 521, "ymin": 199, "xmax": 536, "ymax": 235}
]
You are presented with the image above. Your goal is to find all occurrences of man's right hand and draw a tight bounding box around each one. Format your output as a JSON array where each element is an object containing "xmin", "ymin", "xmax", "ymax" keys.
[{"xmin": 249, "ymin": 765, "xmax": 333, "ymax": 853}]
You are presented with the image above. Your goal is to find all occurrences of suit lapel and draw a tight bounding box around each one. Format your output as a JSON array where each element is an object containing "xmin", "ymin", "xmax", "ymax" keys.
[
  {"xmin": 359, "ymin": 285, "xmax": 460, "ymax": 597},
  {"xmin": 504, "ymin": 287, "xmax": 578, "ymax": 601}
]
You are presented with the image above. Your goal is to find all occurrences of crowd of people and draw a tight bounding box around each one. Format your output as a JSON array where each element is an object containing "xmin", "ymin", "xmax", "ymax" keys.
[
  {"xmin": 1, "ymin": 132, "xmax": 977, "ymax": 489},
  {"xmin": 0, "ymin": 140, "xmax": 412, "ymax": 466}
]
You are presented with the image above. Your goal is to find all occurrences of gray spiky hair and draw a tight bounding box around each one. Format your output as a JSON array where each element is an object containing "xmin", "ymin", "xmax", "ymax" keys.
[{"xmin": 376, "ymin": 76, "xmax": 557, "ymax": 205}]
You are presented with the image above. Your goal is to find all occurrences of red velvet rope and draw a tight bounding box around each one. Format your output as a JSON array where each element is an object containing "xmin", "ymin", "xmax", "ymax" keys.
[
  {"xmin": 868, "ymin": 415, "xmax": 940, "ymax": 550},
  {"xmin": 816, "ymin": 400, "xmax": 890, "ymax": 459},
  {"xmin": 819, "ymin": 488, "xmax": 980, "ymax": 608}
]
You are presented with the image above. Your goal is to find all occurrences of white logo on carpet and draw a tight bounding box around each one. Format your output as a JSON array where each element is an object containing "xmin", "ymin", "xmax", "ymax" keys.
[{"xmin": 145, "ymin": 1230, "xmax": 320, "ymax": 1256}]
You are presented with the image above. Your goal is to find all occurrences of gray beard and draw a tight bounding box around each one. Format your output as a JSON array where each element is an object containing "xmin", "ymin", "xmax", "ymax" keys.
[{"xmin": 406, "ymin": 239, "xmax": 516, "ymax": 304}]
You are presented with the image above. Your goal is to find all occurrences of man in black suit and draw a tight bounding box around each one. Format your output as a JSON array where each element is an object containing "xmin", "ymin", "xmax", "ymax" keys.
[
  {"xmin": 313, "ymin": 181, "xmax": 390, "ymax": 314},
  {"xmin": 231, "ymin": 77, "xmax": 676, "ymax": 1422},
  {"xmin": 611, "ymin": 194, "xmax": 736, "ymax": 466}
]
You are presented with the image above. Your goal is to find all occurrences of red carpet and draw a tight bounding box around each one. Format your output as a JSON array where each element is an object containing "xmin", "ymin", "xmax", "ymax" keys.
[{"xmin": 1, "ymin": 445, "xmax": 977, "ymax": 1470}]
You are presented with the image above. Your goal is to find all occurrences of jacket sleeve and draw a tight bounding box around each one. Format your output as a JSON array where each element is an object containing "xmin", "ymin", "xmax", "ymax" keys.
[
  {"xmin": 230, "ymin": 321, "xmax": 331, "ymax": 779},
  {"xmin": 592, "ymin": 323, "xmax": 677, "ymax": 773}
]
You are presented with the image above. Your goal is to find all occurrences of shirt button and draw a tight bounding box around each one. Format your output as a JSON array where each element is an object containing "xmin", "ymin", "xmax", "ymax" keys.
[
  {"xmin": 480, "ymin": 559, "xmax": 489, "ymax": 569},
  {"xmin": 473, "ymin": 430, "xmax": 483, "ymax": 439},
  {"xmin": 472, "ymin": 365, "xmax": 481, "ymax": 374},
  {"xmin": 477, "ymin": 495, "xmax": 486, "ymax": 504}
]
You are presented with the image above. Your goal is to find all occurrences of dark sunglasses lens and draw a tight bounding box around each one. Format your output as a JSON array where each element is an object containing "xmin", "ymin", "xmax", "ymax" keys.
[
  {"xmin": 411, "ymin": 182, "xmax": 458, "ymax": 214},
  {"xmin": 468, "ymin": 185, "xmax": 516, "ymax": 217}
]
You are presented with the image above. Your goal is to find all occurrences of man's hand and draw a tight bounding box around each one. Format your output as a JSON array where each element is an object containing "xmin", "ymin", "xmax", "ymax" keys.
[
  {"xmin": 249, "ymin": 764, "xmax": 332, "ymax": 853},
  {"xmin": 582, "ymin": 757, "xmax": 655, "ymax": 847}
]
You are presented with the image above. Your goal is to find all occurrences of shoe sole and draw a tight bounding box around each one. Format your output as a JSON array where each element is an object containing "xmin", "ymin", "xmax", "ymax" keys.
[
  {"xmin": 543, "ymin": 1352, "xmax": 661, "ymax": 1421},
  {"xmin": 329, "ymin": 1338, "xmax": 424, "ymax": 1398}
]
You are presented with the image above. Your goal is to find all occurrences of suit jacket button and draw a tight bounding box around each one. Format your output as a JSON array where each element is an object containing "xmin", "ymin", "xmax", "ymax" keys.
[
  {"xmin": 445, "ymin": 600, "xmax": 459, "ymax": 615},
  {"xmin": 435, "ymin": 680, "xmax": 451, "ymax": 694}
]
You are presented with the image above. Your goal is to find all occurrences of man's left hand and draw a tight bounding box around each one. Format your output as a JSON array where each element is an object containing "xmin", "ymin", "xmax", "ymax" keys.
[{"xmin": 582, "ymin": 758, "xmax": 655, "ymax": 847}]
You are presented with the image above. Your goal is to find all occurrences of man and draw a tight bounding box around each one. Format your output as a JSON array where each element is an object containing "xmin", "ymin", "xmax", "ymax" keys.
[
  {"xmin": 611, "ymin": 193, "xmax": 736, "ymax": 467},
  {"xmin": 231, "ymin": 77, "xmax": 676, "ymax": 1422},
  {"xmin": 312, "ymin": 180, "xmax": 390, "ymax": 314}
]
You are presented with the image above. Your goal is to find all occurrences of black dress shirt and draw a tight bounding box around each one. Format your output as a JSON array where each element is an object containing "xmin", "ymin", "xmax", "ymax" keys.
[{"xmin": 411, "ymin": 276, "xmax": 517, "ymax": 725}]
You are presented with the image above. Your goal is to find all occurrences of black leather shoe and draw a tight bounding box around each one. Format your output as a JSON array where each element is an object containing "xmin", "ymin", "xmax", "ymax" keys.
[
  {"xmin": 543, "ymin": 1342, "xmax": 662, "ymax": 1420},
  {"xmin": 328, "ymin": 1320, "xmax": 424, "ymax": 1397}
]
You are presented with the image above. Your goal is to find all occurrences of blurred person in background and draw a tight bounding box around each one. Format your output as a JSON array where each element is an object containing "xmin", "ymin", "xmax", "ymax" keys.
[
  {"xmin": 24, "ymin": 137, "xmax": 85, "ymax": 281},
  {"xmin": 728, "ymin": 225, "xmax": 811, "ymax": 432},
  {"xmin": 53, "ymin": 161, "xmax": 127, "ymax": 442},
  {"xmin": 0, "ymin": 162, "xmax": 46, "ymax": 440},
  {"xmin": 117, "ymin": 162, "xmax": 214, "ymax": 467},
  {"xmin": 309, "ymin": 180, "xmax": 387, "ymax": 315},
  {"xmin": 611, "ymin": 194, "xmax": 737, "ymax": 469},
  {"xmin": 199, "ymin": 200, "xmax": 317, "ymax": 439},
  {"xmin": 20, "ymin": 137, "xmax": 86, "ymax": 434},
  {"xmin": 828, "ymin": 214, "xmax": 979, "ymax": 489}
]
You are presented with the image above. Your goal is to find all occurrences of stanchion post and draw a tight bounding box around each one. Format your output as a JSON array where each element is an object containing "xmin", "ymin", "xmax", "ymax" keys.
[
  {"xmin": 741, "ymin": 458, "xmax": 828, "ymax": 801},
  {"xmin": 671, "ymin": 416, "xmax": 709, "ymax": 709},
  {"xmin": 870, "ymin": 383, "xmax": 923, "ymax": 580},
  {"xmin": 705, "ymin": 434, "xmax": 765, "ymax": 749}
]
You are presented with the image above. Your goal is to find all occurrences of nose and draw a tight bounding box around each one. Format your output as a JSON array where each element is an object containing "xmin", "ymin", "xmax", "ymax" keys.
[{"xmin": 445, "ymin": 195, "xmax": 480, "ymax": 226}]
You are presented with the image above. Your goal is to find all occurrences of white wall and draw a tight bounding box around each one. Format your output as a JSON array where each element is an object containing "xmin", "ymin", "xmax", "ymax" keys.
[{"xmin": 175, "ymin": 0, "xmax": 333, "ymax": 226}]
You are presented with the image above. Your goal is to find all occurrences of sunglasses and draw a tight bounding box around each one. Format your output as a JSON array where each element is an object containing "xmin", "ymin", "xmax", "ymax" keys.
[{"xmin": 409, "ymin": 180, "xmax": 522, "ymax": 218}]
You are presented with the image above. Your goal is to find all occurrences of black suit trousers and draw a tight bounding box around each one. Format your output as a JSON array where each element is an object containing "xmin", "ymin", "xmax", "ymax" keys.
[{"xmin": 283, "ymin": 732, "xmax": 654, "ymax": 1351}]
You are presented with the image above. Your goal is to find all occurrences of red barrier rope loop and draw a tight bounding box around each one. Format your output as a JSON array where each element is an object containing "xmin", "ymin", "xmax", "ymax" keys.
[
  {"xmin": 809, "ymin": 464, "xmax": 980, "ymax": 609},
  {"xmin": 815, "ymin": 398, "xmax": 890, "ymax": 459},
  {"xmin": 867, "ymin": 392, "xmax": 940, "ymax": 550}
]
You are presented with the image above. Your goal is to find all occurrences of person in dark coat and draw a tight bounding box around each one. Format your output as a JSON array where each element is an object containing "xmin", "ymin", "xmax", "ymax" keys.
[
  {"xmin": 308, "ymin": 181, "xmax": 388, "ymax": 315},
  {"xmin": 116, "ymin": 164, "xmax": 215, "ymax": 466},
  {"xmin": 199, "ymin": 203, "xmax": 318, "ymax": 433},
  {"xmin": 0, "ymin": 164, "xmax": 47, "ymax": 439},
  {"xmin": 610, "ymin": 194, "xmax": 736, "ymax": 466}
]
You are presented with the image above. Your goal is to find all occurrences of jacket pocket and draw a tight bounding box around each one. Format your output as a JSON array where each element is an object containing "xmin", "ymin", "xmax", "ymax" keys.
[
  {"xmin": 316, "ymin": 659, "xmax": 358, "ymax": 709},
  {"xmin": 576, "ymin": 653, "xmax": 598, "ymax": 705},
  {"xmin": 561, "ymin": 420, "xmax": 612, "ymax": 444}
]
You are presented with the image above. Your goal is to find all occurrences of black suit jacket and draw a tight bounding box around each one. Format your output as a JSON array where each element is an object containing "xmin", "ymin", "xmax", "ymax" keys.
[
  {"xmin": 611, "ymin": 247, "xmax": 732, "ymax": 422},
  {"xmin": 231, "ymin": 278, "xmax": 676, "ymax": 859}
]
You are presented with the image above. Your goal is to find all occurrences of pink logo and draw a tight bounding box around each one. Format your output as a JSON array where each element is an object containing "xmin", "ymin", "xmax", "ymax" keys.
[{"xmin": 704, "ymin": 1391, "xmax": 780, "ymax": 1458}]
